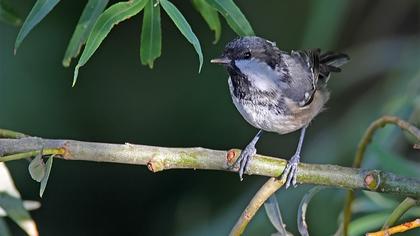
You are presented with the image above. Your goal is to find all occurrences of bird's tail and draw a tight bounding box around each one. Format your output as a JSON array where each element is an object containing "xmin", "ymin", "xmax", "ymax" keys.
[{"xmin": 318, "ymin": 51, "xmax": 350, "ymax": 80}]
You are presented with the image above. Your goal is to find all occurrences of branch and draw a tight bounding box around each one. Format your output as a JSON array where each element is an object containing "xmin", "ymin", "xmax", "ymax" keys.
[
  {"xmin": 366, "ymin": 218, "xmax": 420, "ymax": 236},
  {"xmin": 342, "ymin": 116, "xmax": 420, "ymax": 236},
  {"xmin": 0, "ymin": 137, "xmax": 419, "ymax": 197},
  {"xmin": 230, "ymin": 177, "xmax": 285, "ymax": 236}
]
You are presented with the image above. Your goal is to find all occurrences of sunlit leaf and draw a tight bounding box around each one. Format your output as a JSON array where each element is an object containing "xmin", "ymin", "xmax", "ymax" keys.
[
  {"xmin": 40, "ymin": 155, "xmax": 53, "ymax": 197},
  {"xmin": 0, "ymin": 193, "xmax": 38, "ymax": 236},
  {"xmin": 264, "ymin": 194, "xmax": 290, "ymax": 236},
  {"xmin": 0, "ymin": 0, "xmax": 21, "ymax": 26},
  {"xmin": 14, "ymin": 0, "xmax": 60, "ymax": 52},
  {"xmin": 28, "ymin": 154, "xmax": 46, "ymax": 182},
  {"xmin": 160, "ymin": 0, "xmax": 203, "ymax": 72},
  {"xmin": 192, "ymin": 0, "xmax": 221, "ymax": 43},
  {"xmin": 73, "ymin": 0, "xmax": 149, "ymax": 86},
  {"xmin": 205, "ymin": 0, "xmax": 253, "ymax": 36},
  {"xmin": 140, "ymin": 0, "xmax": 161, "ymax": 68},
  {"xmin": 297, "ymin": 186, "xmax": 325, "ymax": 236},
  {"xmin": 62, "ymin": 0, "xmax": 109, "ymax": 67},
  {"xmin": 0, "ymin": 201, "xmax": 41, "ymax": 216},
  {"xmin": 0, "ymin": 163, "xmax": 38, "ymax": 236}
]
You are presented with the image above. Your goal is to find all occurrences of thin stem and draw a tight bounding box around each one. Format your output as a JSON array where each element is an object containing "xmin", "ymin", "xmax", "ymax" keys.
[
  {"xmin": 0, "ymin": 128, "xmax": 27, "ymax": 139},
  {"xmin": 382, "ymin": 197, "xmax": 419, "ymax": 230},
  {"xmin": 366, "ymin": 218, "xmax": 420, "ymax": 236},
  {"xmin": 342, "ymin": 116, "xmax": 420, "ymax": 236},
  {"xmin": 229, "ymin": 177, "xmax": 285, "ymax": 236},
  {"xmin": 0, "ymin": 148, "xmax": 66, "ymax": 162}
]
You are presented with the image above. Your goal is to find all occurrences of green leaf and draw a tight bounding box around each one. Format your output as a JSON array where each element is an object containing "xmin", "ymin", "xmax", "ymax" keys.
[
  {"xmin": 264, "ymin": 195, "xmax": 291, "ymax": 236},
  {"xmin": 28, "ymin": 154, "xmax": 46, "ymax": 182},
  {"xmin": 205, "ymin": 0, "xmax": 253, "ymax": 36},
  {"xmin": 140, "ymin": 0, "xmax": 161, "ymax": 69},
  {"xmin": 73, "ymin": 0, "xmax": 149, "ymax": 86},
  {"xmin": 0, "ymin": 193, "xmax": 38, "ymax": 236},
  {"xmin": 0, "ymin": 163, "xmax": 38, "ymax": 236},
  {"xmin": 348, "ymin": 212, "xmax": 389, "ymax": 236},
  {"xmin": 297, "ymin": 186, "xmax": 325, "ymax": 236},
  {"xmin": 14, "ymin": 0, "xmax": 60, "ymax": 53},
  {"xmin": 191, "ymin": 0, "xmax": 221, "ymax": 43},
  {"xmin": 40, "ymin": 155, "xmax": 54, "ymax": 197},
  {"xmin": 62, "ymin": 0, "xmax": 109, "ymax": 67},
  {"xmin": 0, "ymin": 0, "xmax": 22, "ymax": 26},
  {"xmin": 160, "ymin": 0, "xmax": 203, "ymax": 72},
  {"xmin": 0, "ymin": 218, "xmax": 12, "ymax": 236}
]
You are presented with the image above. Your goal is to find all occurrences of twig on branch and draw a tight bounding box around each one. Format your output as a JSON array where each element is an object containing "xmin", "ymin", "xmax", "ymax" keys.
[
  {"xmin": 0, "ymin": 128, "xmax": 27, "ymax": 139},
  {"xmin": 366, "ymin": 218, "xmax": 420, "ymax": 236},
  {"xmin": 382, "ymin": 197, "xmax": 419, "ymax": 230},
  {"xmin": 343, "ymin": 115, "xmax": 420, "ymax": 236},
  {"xmin": 230, "ymin": 177, "xmax": 285, "ymax": 236}
]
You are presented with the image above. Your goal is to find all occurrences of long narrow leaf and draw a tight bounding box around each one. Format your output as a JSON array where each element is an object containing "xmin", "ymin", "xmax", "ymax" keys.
[
  {"xmin": 40, "ymin": 155, "xmax": 54, "ymax": 197},
  {"xmin": 192, "ymin": 0, "xmax": 221, "ymax": 43},
  {"xmin": 73, "ymin": 0, "xmax": 149, "ymax": 86},
  {"xmin": 14, "ymin": 0, "xmax": 60, "ymax": 52},
  {"xmin": 0, "ymin": 193, "xmax": 38, "ymax": 236},
  {"xmin": 140, "ymin": 0, "xmax": 161, "ymax": 68},
  {"xmin": 160, "ymin": 0, "xmax": 203, "ymax": 72},
  {"xmin": 0, "ymin": 218, "xmax": 12, "ymax": 236},
  {"xmin": 205, "ymin": 0, "xmax": 253, "ymax": 36},
  {"xmin": 297, "ymin": 186, "xmax": 325, "ymax": 236},
  {"xmin": 62, "ymin": 0, "xmax": 109, "ymax": 67},
  {"xmin": 264, "ymin": 194, "xmax": 289, "ymax": 236},
  {"xmin": 0, "ymin": 163, "xmax": 38, "ymax": 236},
  {"xmin": 0, "ymin": 0, "xmax": 22, "ymax": 26}
]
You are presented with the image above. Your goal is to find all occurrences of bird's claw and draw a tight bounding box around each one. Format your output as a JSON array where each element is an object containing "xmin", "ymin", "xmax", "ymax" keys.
[
  {"xmin": 281, "ymin": 154, "xmax": 300, "ymax": 189},
  {"xmin": 229, "ymin": 144, "xmax": 257, "ymax": 181}
]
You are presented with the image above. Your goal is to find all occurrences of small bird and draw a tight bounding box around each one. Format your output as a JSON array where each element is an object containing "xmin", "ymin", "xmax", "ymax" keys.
[{"xmin": 211, "ymin": 36, "xmax": 349, "ymax": 188}]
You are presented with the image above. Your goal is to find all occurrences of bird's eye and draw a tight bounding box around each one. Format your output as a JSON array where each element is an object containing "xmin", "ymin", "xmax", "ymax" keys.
[{"xmin": 243, "ymin": 52, "xmax": 251, "ymax": 59}]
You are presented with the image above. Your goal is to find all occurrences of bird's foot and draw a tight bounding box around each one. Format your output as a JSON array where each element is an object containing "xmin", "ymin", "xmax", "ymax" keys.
[
  {"xmin": 229, "ymin": 143, "xmax": 257, "ymax": 181},
  {"xmin": 280, "ymin": 154, "xmax": 300, "ymax": 189}
]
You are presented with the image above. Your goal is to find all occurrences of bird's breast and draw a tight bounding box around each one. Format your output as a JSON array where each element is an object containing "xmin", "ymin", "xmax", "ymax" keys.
[{"xmin": 228, "ymin": 78, "xmax": 329, "ymax": 134}]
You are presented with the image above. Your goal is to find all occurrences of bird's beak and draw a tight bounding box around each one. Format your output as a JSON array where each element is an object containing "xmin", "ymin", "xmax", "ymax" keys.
[{"xmin": 210, "ymin": 57, "xmax": 231, "ymax": 65}]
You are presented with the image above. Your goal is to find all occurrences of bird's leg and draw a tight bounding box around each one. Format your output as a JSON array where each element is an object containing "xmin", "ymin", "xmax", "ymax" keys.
[
  {"xmin": 230, "ymin": 130, "xmax": 263, "ymax": 181},
  {"xmin": 281, "ymin": 125, "xmax": 308, "ymax": 189}
]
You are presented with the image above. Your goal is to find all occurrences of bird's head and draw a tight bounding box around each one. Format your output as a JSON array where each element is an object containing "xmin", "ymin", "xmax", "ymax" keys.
[{"xmin": 211, "ymin": 36, "xmax": 280, "ymax": 69}]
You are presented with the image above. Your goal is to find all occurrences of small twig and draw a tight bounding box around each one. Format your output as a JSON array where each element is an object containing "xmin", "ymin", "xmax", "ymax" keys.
[
  {"xmin": 366, "ymin": 218, "xmax": 420, "ymax": 236},
  {"xmin": 0, "ymin": 149, "xmax": 66, "ymax": 162},
  {"xmin": 382, "ymin": 197, "xmax": 419, "ymax": 230},
  {"xmin": 230, "ymin": 177, "xmax": 285, "ymax": 236},
  {"xmin": 0, "ymin": 128, "xmax": 27, "ymax": 139},
  {"xmin": 343, "ymin": 116, "xmax": 420, "ymax": 236}
]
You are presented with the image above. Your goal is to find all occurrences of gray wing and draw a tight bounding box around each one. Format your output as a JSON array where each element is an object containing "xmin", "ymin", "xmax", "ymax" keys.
[{"xmin": 275, "ymin": 50, "xmax": 319, "ymax": 106}]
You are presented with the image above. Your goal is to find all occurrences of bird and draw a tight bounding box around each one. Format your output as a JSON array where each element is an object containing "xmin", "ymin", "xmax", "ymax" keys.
[{"xmin": 211, "ymin": 36, "xmax": 349, "ymax": 188}]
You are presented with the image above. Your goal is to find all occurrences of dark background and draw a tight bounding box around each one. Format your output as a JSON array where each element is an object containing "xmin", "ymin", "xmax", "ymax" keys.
[{"xmin": 1, "ymin": 0, "xmax": 419, "ymax": 235}]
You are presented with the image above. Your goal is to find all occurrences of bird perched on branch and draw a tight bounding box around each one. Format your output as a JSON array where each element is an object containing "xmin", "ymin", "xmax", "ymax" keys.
[{"xmin": 211, "ymin": 36, "xmax": 349, "ymax": 188}]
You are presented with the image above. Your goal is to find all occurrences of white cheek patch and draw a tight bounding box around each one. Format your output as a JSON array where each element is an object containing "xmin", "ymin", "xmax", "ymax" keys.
[{"xmin": 235, "ymin": 59, "xmax": 279, "ymax": 91}]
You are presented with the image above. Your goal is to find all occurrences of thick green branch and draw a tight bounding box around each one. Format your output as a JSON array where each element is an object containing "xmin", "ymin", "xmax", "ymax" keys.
[{"xmin": 0, "ymin": 137, "xmax": 419, "ymax": 197}]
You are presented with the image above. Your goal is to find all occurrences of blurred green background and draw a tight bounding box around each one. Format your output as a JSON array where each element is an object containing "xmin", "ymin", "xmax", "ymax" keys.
[{"xmin": 1, "ymin": 0, "xmax": 420, "ymax": 235}]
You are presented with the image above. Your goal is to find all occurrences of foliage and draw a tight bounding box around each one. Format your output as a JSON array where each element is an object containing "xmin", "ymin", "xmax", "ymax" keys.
[{"xmin": 12, "ymin": 0, "xmax": 254, "ymax": 86}]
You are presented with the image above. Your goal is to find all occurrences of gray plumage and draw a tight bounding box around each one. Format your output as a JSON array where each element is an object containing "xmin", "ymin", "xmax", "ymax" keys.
[{"xmin": 211, "ymin": 36, "xmax": 349, "ymax": 187}]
